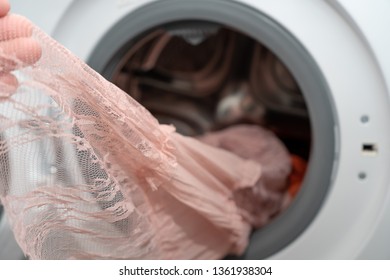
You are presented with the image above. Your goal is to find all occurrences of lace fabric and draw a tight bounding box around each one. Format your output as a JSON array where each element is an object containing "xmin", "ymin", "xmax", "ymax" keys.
[{"xmin": 0, "ymin": 15, "xmax": 263, "ymax": 259}]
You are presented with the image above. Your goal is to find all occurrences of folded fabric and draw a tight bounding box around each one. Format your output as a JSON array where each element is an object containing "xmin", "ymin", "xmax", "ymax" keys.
[
  {"xmin": 198, "ymin": 125, "xmax": 292, "ymax": 227},
  {"xmin": 0, "ymin": 15, "xmax": 264, "ymax": 259},
  {"xmin": 0, "ymin": 15, "xmax": 296, "ymax": 260}
]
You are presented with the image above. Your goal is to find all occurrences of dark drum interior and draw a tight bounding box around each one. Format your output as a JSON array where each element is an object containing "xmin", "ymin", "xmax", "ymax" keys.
[{"xmin": 111, "ymin": 22, "xmax": 312, "ymax": 161}]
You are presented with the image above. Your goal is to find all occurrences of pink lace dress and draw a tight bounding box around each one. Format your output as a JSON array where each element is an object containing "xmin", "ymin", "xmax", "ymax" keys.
[{"xmin": 0, "ymin": 15, "xmax": 291, "ymax": 259}]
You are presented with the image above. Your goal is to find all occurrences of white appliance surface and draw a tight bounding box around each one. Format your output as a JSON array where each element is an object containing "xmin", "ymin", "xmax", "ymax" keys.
[{"xmin": 1, "ymin": 0, "xmax": 389, "ymax": 259}]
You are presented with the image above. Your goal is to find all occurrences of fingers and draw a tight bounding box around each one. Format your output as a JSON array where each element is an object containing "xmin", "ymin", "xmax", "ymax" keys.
[
  {"xmin": 0, "ymin": 12, "xmax": 41, "ymax": 94},
  {"xmin": 0, "ymin": 15, "xmax": 33, "ymax": 41},
  {"xmin": 0, "ymin": 37, "xmax": 41, "ymax": 72},
  {"xmin": 0, "ymin": 0, "xmax": 10, "ymax": 18},
  {"xmin": 0, "ymin": 15, "xmax": 39, "ymax": 70}
]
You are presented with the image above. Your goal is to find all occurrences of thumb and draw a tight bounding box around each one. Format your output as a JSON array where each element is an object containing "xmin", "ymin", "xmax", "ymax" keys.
[{"xmin": 0, "ymin": 0, "xmax": 10, "ymax": 18}]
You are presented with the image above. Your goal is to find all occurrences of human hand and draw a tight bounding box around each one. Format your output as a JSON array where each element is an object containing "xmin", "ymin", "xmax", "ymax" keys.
[{"xmin": 0, "ymin": 0, "xmax": 41, "ymax": 94}]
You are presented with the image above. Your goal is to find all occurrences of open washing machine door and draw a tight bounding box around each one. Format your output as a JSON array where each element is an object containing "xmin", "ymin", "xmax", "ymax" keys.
[{"xmin": 2, "ymin": 0, "xmax": 390, "ymax": 259}]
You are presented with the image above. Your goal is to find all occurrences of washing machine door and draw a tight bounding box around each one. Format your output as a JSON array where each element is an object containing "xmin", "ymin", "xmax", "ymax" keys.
[{"xmin": 2, "ymin": 0, "xmax": 390, "ymax": 259}]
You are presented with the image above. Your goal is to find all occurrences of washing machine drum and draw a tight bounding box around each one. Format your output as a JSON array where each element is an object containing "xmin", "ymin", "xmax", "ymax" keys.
[
  {"xmin": 81, "ymin": 0, "xmax": 338, "ymax": 259},
  {"xmin": 1, "ymin": 0, "xmax": 390, "ymax": 259}
]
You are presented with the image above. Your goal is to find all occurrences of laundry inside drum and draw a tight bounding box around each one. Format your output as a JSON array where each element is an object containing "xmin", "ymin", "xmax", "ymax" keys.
[{"xmin": 110, "ymin": 21, "xmax": 311, "ymax": 249}]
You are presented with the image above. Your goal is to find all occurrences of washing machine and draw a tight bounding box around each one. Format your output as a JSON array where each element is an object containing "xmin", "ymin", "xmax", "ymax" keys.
[{"xmin": 1, "ymin": 0, "xmax": 390, "ymax": 260}]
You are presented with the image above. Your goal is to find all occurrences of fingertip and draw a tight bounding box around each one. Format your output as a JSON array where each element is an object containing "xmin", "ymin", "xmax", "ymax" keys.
[
  {"xmin": 0, "ymin": 0, "xmax": 10, "ymax": 18},
  {"xmin": 21, "ymin": 37, "xmax": 42, "ymax": 65},
  {"xmin": 0, "ymin": 37, "xmax": 42, "ymax": 71},
  {"xmin": 0, "ymin": 15, "xmax": 34, "ymax": 41}
]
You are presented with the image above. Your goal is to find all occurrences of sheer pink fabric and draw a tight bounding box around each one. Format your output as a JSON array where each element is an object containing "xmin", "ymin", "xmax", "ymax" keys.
[
  {"xmin": 0, "ymin": 15, "xmax": 266, "ymax": 259},
  {"xmin": 0, "ymin": 15, "xmax": 261, "ymax": 259},
  {"xmin": 199, "ymin": 125, "xmax": 292, "ymax": 227}
]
